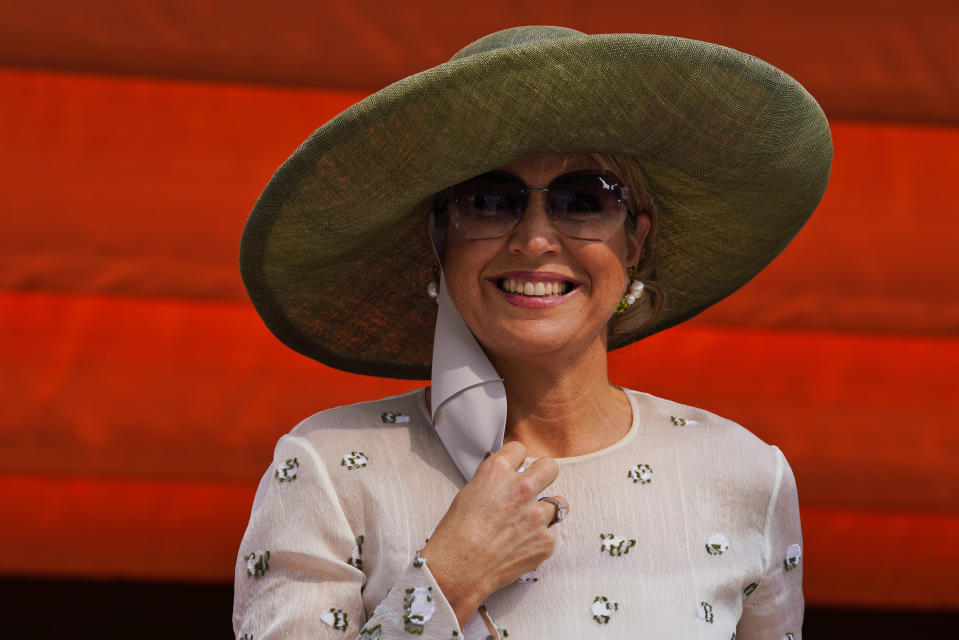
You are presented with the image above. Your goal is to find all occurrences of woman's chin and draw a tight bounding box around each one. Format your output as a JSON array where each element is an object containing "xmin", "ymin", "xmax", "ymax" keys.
[{"xmin": 476, "ymin": 320, "xmax": 599, "ymax": 364}]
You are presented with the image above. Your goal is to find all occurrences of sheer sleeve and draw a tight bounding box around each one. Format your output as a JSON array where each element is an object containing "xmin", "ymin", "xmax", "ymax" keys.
[
  {"xmin": 232, "ymin": 434, "xmax": 463, "ymax": 639},
  {"xmin": 736, "ymin": 446, "xmax": 805, "ymax": 640}
]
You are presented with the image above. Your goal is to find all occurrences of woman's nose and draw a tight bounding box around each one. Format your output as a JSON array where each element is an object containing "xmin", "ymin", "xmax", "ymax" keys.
[{"xmin": 507, "ymin": 191, "xmax": 562, "ymax": 255}]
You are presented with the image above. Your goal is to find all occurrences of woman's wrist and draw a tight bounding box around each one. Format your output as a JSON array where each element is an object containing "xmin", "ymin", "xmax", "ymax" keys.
[{"xmin": 420, "ymin": 544, "xmax": 488, "ymax": 626}]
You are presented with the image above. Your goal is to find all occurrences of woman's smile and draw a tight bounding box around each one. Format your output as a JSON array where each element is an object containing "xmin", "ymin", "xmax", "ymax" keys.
[{"xmin": 490, "ymin": 271, "xmax": 580, "ymax": 308}]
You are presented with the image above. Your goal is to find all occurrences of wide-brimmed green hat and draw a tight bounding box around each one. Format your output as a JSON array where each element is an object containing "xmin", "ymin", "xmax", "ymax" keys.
[{"xmin": 240, "ymin": 25, "xmax": 832, "ymax": 380}]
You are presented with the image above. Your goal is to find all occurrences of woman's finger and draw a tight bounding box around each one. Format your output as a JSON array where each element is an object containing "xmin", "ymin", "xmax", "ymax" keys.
[
  {"xmin": 520, "ymin": 454, "xmax": 560, "ymax": 492},
  {"xmin": 537, "ymin": 495, "xmax": 569, "ymax": 527},
  {"xmin": 487, "ymin": 441, "xmax": 528, "ymax": 471}
]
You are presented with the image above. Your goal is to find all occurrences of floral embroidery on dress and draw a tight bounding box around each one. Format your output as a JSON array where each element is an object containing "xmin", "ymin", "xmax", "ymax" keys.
[
  {"xmin": 238, "ymin": 635, "xmax": 252, "ymax": 640},
  {"xmin": 483, "ymin": 629, "xmax": 508, "ymax": 639},
  {"xmin": 244, "ymin": 550, "xmax": 270, "ymax": 578},
  {"xmin": 274, "ymin": 457, "xmax": 299, "ymax": 482},
  {"xmin": 627, "ymin": 463, "xmax": 653, "ymax": 484},
  {"xmin": 600, "ymin": 533, "xmax": 636, "ymax": 556},
  {"xmin": 403, "ymin": 586, "xmax": 435, "ymax": 634},
  {"xmin": 320, "ymin": 608, "xmax": 349, "ymax": 631},
  {"xmin": 413, "ymin": 549, "xmax": 424, "ymax": 568},
  {"xmin": 348, "ymin": 534, "xmax": 364, "ymax": 570},
  {"xmin": 743, "ymin": 582, "xmax": 758, "ymax": 597},
  {"xmin": 381, "ymin": 412, "xmax": 410, "ymax": 423},
  {"xmin": 730, "ymin": 633, "xmax": 736, "ymax": 640},
  {"xmin": 784, "ymin": 543, "xmax": 802, "ymax": 571},
  {"xmin": 783, "ymin": 633, "xmax": 796, "ymax": 640},
  {"xmin": 358, "ymin": 624, "xmax": 382, "ymax": 639},
  {"xmin": 706, "ymin": 532, "xmax": 729, "ymax": 555},
  {"xmin": 341, "ymin": 451, "xmax": 368, "ymax": 470},
  {"xmin": 697, "ymin": 601, "xmax": 714, "ymax": 623},
  {"xmin": 516, "ymin": 570, "xmax": 538, "ymax": 582},
  {"xmin": 670, "ymin": 416, "xmax": 696, "ymax": 426},
  {"xmin": 591, "ymin": 596, "xmax": 618, "ymax": 623}
]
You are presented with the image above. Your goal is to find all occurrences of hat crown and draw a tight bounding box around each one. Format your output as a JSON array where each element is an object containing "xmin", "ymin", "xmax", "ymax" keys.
[{"xmin": 450, "ymin": 25, "xmax": 585, "ymax": 61}]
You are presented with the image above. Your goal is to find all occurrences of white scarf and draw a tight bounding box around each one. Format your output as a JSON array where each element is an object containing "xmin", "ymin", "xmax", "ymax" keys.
[{"xmin": 429, "ymin": 274, "xmax": 507, "ymax": 481}]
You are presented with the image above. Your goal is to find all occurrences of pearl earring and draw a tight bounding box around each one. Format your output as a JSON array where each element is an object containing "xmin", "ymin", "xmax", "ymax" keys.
[
  {"xmin": 615, "ymin": 266, "xmax": 644, "ymax": 314},
  {"xmin": 427, "ymin": 266, "xmax": 440, "ymax": 303}
]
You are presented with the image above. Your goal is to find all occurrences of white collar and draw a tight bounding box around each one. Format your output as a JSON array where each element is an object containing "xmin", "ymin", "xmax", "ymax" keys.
[{"xmin": 429, "ymin": 275, "xmax": 506, "ymax": 480}]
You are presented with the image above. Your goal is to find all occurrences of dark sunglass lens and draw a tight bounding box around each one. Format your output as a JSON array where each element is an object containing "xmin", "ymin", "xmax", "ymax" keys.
[
  {"xmin": 469, "ymin": 187, "xmax": 520, "ymax": 214},
  {"xmin": 457, "ymin": 174, "xmax": 524, "ymax": 216},
  {"xmin": 552, "ymin": 187, "xmax": 603, "ymax": 213},
  {"xmin": 551, "ymin": 174, "xmax": 620, "ymax": 216},
  {"xmin": 452, "ymin": 172, "xmax": 526, "ymax": 238}
]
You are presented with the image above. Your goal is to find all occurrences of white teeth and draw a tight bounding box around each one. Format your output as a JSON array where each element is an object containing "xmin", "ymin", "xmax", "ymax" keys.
[{"xmin": 498, "ymin": 279, "xmax": 569, "ymax": 297}]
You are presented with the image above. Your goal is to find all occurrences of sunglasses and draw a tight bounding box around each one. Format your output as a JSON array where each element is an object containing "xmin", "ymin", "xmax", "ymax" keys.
[{"xmin": 446, "ymin": 169, "xmax": 630, "ymax": 240}]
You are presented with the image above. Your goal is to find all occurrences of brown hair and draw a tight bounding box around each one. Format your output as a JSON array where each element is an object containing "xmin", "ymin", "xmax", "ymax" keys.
[{"xmin": 589, "ymin": 153, "xmax": 665, "ymax": 348}]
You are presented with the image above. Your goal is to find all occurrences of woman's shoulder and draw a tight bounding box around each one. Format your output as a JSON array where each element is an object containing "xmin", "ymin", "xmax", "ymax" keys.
[
  {"xmin": 622, "ymin": 387, "xmax": 788, "ymax": 474},
  {"xmin": 268, "ymin": 387, "xmax": 457, "ymax": 481},
  {"xmin": 287, "ymin": 387, "xmax": 429, "ymax": 441}
]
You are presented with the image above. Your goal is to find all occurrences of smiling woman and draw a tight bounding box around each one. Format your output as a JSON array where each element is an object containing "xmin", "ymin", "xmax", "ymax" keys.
[{"xmin": 234, "ymin": 25, "xmax": 831, "ymax": 640}]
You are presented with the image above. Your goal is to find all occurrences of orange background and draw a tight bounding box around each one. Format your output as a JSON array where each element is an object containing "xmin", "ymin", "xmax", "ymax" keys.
[{"xmin": 1, "ymin": 0, "xmax": 957, "ymax": 609}]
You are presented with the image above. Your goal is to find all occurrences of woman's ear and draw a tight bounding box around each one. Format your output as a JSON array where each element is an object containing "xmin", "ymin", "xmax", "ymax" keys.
[{"xmin": 626, "ymin": 211, "xmax": 652, "ymax": 264}]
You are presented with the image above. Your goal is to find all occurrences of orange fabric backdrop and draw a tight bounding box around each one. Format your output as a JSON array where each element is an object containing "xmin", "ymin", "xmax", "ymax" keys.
[
  {"xmin": 2, "ymin": 0, "xmax": 957, "ymax": 124},
  {"xmin": 1, "ymin": 0, "xmax": 957, "ymax": 611},
  {"xmin": 2, "ymin": 69, "xmax": 957, "ymax": 333}
]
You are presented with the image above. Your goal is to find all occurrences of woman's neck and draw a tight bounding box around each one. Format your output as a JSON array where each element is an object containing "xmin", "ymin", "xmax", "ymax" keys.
[{"xmin": 489, "ymin": 341, "xmax": 632, "ymax": 459}]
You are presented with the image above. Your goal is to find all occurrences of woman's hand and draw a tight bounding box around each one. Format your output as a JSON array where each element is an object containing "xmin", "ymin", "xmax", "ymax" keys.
[{"xmin": 420, "ymin": 441, "xmax": 568, "ymax": 626}]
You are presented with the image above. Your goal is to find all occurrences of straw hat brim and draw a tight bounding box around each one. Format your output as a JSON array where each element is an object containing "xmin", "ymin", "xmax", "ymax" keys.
[{"xmin": 240, "ymin": 27, "xmax": 832, "ymax": 380}]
